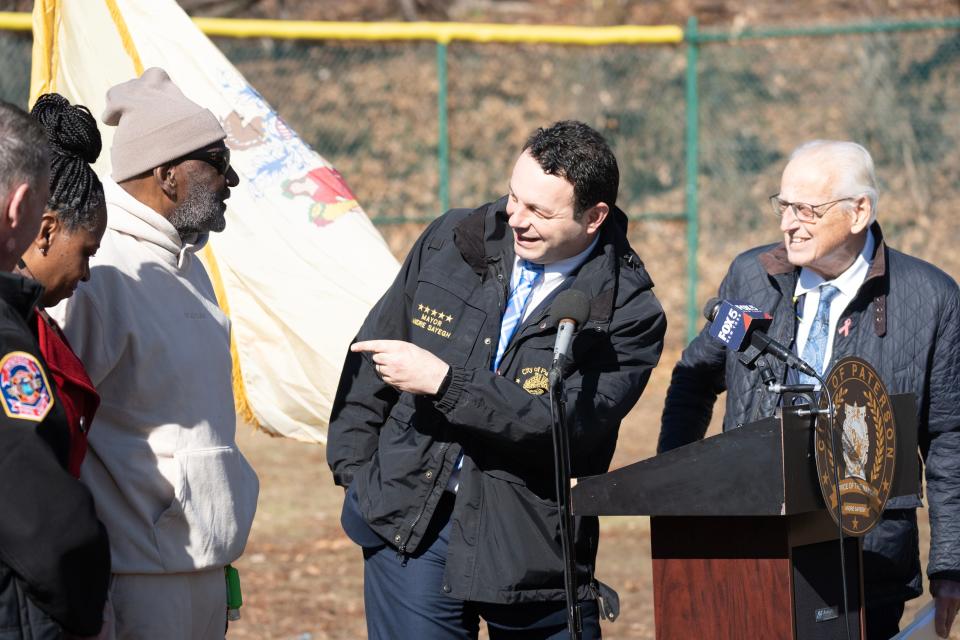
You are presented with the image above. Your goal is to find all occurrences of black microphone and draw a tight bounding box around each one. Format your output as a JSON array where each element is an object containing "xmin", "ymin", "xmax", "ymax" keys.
[
  {"xmin": 548, "ymin": 289, "xmax": 591, "ymax": 384},
  {"xmin": 703, "ymin": 297, "xmax": 818, "ymax": 378}
]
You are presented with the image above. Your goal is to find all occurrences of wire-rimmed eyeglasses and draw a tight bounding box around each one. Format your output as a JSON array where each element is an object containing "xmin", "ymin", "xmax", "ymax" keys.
[{"xmin": 769, "ymin": 194, "xmax": 857, "ymax": 223}]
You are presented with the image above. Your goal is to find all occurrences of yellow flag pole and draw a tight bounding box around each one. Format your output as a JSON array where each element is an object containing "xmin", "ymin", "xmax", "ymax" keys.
[{"xmin": 29, "ymin": 0, "xmax": 59, "ymax": 105}]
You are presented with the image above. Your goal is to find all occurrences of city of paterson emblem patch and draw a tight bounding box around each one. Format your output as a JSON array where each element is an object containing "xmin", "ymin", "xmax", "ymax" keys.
[
  {"xmin": 516, "ymin": 367, "xmax": 549, "ymax": 395},
  {"xmin": 814, "ymin": 356, "xmax": 896, "ymax": 536},
  {"xmin": 0, "ymin": 351, "xmax": 54, "ymax": 422}
]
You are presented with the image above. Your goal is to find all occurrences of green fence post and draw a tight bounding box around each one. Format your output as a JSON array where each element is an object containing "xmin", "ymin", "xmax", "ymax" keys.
[
  {"xmin": 684, "ymin": 16, "xmax": 700, "ymax": 343},
  {"xmin": 436, "ymin": 40, "xmax": 450, "ymax": 214}
]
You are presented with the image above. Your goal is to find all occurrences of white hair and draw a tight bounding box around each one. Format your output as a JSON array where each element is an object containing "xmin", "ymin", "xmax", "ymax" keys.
[{"xmin": 788, "ymin": 140, "xmax": 879, "ymax": 224}]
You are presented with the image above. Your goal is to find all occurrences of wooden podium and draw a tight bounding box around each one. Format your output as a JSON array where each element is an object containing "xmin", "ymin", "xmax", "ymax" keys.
[{"xmin": 572, "ymin": 395, "xmax": 919, "ymax": 640}]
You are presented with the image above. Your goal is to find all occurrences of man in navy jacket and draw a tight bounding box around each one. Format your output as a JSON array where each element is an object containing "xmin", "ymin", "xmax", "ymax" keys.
[
  {"xmin": 659, "ymin": 140, "xmax": 960, "ymax": 639},
  {"xmin": 329, "ymin": 121, "xmax": 666, "ymax": 638}
]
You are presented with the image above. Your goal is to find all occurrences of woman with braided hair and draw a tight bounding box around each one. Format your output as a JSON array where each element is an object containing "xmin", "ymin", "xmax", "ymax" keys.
[{"xmin": 17, "ymin": 92, "xmax": 107, "ymax": 480}]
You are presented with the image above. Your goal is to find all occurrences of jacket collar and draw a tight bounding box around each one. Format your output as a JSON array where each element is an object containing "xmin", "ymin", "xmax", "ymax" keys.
[
  {"xmin": 0, "ymin": 272, "xmax": 44, "ymax": 321},
  {"xmin": 454, "ymin": 196, "xmax": 645, "ymax": 326},
  {"xmin": 758, "ymin": 222, "xmax": 888, "ymax": 336}
]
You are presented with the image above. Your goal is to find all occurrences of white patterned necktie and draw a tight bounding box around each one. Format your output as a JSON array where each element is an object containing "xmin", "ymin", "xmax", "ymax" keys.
[
  {"xmin": 799, "ymin": 284, "xmax": 841, "ymax": 385},
  {"xmin": 492, "ymin": 260, "xmax": 544, "ymax": 372}
]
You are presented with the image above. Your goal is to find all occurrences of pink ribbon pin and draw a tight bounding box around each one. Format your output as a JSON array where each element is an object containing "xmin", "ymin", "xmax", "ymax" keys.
[{"xmin": 838, "ymin": 318, "xmax": 852, "ymax": 337}]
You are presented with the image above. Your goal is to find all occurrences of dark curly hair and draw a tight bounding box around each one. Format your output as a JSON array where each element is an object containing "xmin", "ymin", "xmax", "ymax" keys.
[
  {"xmin": 522, "ymin": 120, "xmax": 619, "ymax": 220},
  {"xmin": 30, "ymin": 93, "xmax": 105, "ymax": 232}
]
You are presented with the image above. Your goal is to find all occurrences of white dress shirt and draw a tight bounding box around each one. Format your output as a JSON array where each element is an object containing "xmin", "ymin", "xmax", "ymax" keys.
[
  {"xmin": 514, "ymin": 236, "xmax": 599, "ymax": 322},
  {"xmin": 446, "ymin": 235, "xmax": 600, "ymax": 493},
  {"xmin": 794, "ymin": 230, "xmax": 875, "ymax": 370}
]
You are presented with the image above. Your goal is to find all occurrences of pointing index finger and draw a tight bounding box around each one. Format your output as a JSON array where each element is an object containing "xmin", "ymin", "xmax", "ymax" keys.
[{"xmin": 351, "ymin": 340, "xmax": 392, "ymax": 353}]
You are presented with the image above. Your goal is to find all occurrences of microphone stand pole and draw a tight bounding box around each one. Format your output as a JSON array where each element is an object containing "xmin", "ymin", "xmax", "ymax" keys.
[
  {"xmin": 549, "ymin": 365, "xmax": 581, "ymax": 640},
  {"xmin": 763, "ymin": 372, "xmax": 852, "ymax": 640}
]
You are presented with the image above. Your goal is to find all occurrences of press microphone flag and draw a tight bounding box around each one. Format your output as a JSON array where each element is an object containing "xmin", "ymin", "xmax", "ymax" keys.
[
  {"xmin": 704, "ymin": 298, "xmax": 772, "ymax": 351},
  {"xmin": 704, "ymin": 297, "xmax": 818, "ymax": 378}
]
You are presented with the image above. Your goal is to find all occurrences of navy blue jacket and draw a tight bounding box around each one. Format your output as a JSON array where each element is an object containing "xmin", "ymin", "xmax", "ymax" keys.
[
  {"xmin": 659, "ymin": 224, "xmax": 960, "ymax": 604},
  {"xmin": 328, "ymin": 198, "xmax": 667, "ymax": 603}
]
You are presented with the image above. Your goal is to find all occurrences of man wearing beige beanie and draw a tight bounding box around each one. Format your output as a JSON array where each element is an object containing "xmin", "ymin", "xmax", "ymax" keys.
[{"xmin": 49, "ymin": 68, "xmax": 259, "ymax": 640}]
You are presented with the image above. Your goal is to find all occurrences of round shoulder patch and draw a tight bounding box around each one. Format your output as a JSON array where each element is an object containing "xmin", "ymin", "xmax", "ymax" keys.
[{"xmin": 0, "ymin": 351, "xmax": 55, "ymax": 422}]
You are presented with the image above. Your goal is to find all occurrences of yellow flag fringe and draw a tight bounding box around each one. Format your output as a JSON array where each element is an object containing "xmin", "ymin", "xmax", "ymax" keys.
[{"xmin": 201, "ymin": 245, "xmax": 261, "ymax": 431}]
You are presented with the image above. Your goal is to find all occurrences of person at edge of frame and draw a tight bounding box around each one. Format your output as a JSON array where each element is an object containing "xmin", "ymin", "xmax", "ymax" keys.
[
  {"xmin": 658, "ymin": 140, "xmax": 960, "ymax": 640},
  {"xmin": 0, "ymin": 100, "xmax": 110, "ymax": 639}
]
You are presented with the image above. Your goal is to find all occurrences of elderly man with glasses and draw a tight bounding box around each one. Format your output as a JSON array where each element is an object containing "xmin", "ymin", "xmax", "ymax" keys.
[
  {"xmin": 49, "ymin": 68, "xmax": 259, "ymax": 640},
  {"xmin": 658, "ymin": 140, "xmax": 960, "ymax": 639}
]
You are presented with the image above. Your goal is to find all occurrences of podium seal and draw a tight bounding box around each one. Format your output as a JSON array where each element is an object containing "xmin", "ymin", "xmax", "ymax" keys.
[{"xmin": 815, "ymin": 356, "xmax": 897, "ymax": 536}]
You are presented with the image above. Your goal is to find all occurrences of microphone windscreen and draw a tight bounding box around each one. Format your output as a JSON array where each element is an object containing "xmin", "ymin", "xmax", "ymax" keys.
[
  {"xmin": 703, "ymin": 297, "xmax": 722, "ymax": 322},
  {"xmin": 550, "ymin": 289, "xmax": 591, "ymax": 327}
]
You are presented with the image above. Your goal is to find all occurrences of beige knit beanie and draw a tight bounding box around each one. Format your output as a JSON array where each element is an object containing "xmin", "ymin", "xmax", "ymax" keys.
[{"xmin": 103, "ymin": 67, "xmax": 226, "ymax": 182}]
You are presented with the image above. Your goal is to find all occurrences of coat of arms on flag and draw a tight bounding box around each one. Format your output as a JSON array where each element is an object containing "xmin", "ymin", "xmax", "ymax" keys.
[{"xmin": 31, "ymin": 0, "xmax": 400, "ymax": 442}]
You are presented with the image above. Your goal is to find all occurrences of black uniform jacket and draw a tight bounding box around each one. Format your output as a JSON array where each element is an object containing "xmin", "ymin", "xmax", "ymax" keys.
[
  {"xmin": 0, "ymin": 273, "xmax": 110, "ymax": 637},
  {"xmin": 328, "ymin": 197, "xmax": 666, "ymax": 603},
  {"xmin": 659, "ymin": 224, "xmax": 960, "ymax": 605}
]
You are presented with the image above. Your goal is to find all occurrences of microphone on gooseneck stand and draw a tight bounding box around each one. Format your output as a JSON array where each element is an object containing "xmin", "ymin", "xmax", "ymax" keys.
[
  {"xmin": 546, "ymin": 287, "xmax": 591, "ymax": 640},
  {"xmin": 548, "ymin": 290, "xmax": 591, "ymax": 386}
]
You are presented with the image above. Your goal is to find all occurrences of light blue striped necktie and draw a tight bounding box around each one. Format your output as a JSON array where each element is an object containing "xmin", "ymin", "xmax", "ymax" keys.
[
  {"xmin": 447, "ymin": 259, "xmax": 544, "ymax": 493},
  {"xmin": 799, "ymin": 284, "xmax": 840, "ymax": 385},
  {"xmin": 492, "ymin": 260, "xmax": 544, "ymax": 372}
]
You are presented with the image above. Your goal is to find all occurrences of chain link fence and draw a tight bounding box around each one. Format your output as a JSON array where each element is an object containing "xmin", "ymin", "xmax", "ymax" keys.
[
  {"xmin": 696, "ymin": 25, "xmax": 960, "ymax": 311},
  {"xmin": 2, "ymin": 18, "xmax": 958, "ymax": 344},
  {"xmin": 0, "ymin": 28, "xmax": 30, "ymax": 107}
]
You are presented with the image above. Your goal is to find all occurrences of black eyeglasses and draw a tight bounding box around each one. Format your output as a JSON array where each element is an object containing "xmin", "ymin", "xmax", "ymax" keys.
[
  {"xmin": 769, "ymin": 194, "xmax": 857, "ymax": 224},
  {"xmin": 176, "ymin": 147, "xmax": 231, "ymax": 176}
]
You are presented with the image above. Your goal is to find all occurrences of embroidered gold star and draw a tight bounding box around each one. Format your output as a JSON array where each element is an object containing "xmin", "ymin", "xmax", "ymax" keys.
[{"xmin": 410, "ymin": 303, "xmax": 454, "ymax": 339}]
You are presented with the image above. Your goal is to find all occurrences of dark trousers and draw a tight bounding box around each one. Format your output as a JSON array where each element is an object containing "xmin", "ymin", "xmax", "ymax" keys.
[
  {"xmin": 345, "ymin": 489, "xmax": 601, "ymax": 639},
  {"xmin": 864, "ymin": 601, "xmax": 905, "ymax": 640},
  {"xmin": 861, "ymin": 508, "xmax": 919, "ymax": 640}
]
